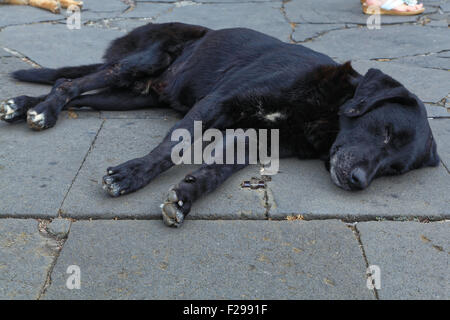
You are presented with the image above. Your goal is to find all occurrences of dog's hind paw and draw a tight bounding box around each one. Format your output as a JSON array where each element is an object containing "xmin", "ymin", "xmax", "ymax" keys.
[
  {"xmin": 161, "ymin": 188, "xmax": 187, "ymax": 228},
  {"xmin": 0, "ymin": 99, "xmax": 26, "ymax": 123},
  {"xmin": 27, "ymin": 109, "xmax": 57, "ymax": 131}
]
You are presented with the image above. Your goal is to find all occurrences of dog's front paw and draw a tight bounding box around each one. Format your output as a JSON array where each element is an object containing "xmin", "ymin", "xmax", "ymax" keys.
[
  {"xmin": 27, "ymin": 109, "xmax": 56, "ymax": 130},
  {"xmin": 161, "ymin": 187, "xmax": 191, "ymax": 228},
  {"xmin": 0, "ymin": 99, "xmax": 26, "ymax": 123},
  {"xmin": 102, "ymin": 160, "xmax": 149, "ymax": 197}
]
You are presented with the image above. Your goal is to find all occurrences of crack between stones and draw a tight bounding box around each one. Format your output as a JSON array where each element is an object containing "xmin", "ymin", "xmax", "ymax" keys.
[
  {"xmin": 2, "ymin": 47, "xmax": 42, "ymax": 68},
  {"xmin": 441, "ymin": 160, "xmax": 450, "ymax": 175},
  {"xmin": 0, "ymin": 19, "xmax": 65, "ymax": 32},
  {"xmin": 369, "ymin": 49, "xmax": 450, "ymax": 62},
  {"xmin": 82, "ymin": 2, "xmax": 177, "ymax": 29},
  {"xmin": 36, "ymin": 219, "xmax": 72, "ymax": 300},
  {"xmin": 270, "ymin": 214, "xmax": 449, "ymax": 223},
  {"xmin": 280, "ymin": 0, "xmax": 296, "ymax": 44},
  {"xmin": 293, "ymin": 25, "xmax": 357, "ymax": 44},
  {"xmin": 279, "ymin": 1, "xmax": 360, "ymax": 45},
  {"xmin": 136, "ymin": 0, "xmax": 278, "ymax": 3},
  {"xmin": 347, "ymin": 223, "xmax": 379, "ymax": 300},
  {"xmin": 57, "ymin": 120, "xmax": 105, "ymax": 218},
  {"xmin": 1, "ymin": 215, "xmax": 448, "ymax": 223}
]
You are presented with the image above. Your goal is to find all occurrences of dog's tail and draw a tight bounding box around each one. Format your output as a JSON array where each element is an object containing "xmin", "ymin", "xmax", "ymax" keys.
[{"xmin": 11, "ymin": 63, "xmax": 103, "ymax": 84}]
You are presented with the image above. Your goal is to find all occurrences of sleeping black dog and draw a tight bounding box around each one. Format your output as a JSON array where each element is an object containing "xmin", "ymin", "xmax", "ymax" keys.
[{"xmin": 0, "ymin": 22, "xmax": 439, "ymax": 227}]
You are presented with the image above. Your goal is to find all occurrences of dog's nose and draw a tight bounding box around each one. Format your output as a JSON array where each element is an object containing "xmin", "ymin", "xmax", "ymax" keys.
[{"xmin": 349, "ymin": 168, "xmax": 368, "ymax": 190}]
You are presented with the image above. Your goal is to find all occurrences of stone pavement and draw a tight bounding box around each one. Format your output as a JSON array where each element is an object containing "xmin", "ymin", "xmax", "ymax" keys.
[{"xmin": 0, "ymin": 0, "xmax": 448, "ymax": 299}]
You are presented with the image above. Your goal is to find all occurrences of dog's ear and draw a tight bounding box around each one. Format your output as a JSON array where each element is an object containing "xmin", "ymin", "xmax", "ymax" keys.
[{"xmin": 340, "ymin": 68, "xmax": 417, "ymax": 118}]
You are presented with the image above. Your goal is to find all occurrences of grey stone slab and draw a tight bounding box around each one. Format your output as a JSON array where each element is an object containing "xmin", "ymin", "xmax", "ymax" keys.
[
  {"xmin": 424, "ymin": 11, "xmax": 450, "ymax": 21},
  {"xmin": 0, "ymin": 57, "xmax": 50, "ymax": 99},
  {"xmin": 83, "ymin": 0, "xmax": 128, "ymax": 12},
  {"xmin": 426, "ymin": 104, "xmax": 450, "ymax": 118},
  {"xmin": 43, "ymin": 220, "xmax": 373, "ymax": 299},
  {"xmin": 430, "ymin": 119, "xmax": 450, "ymax": 169},
  {"xmin": 99, "ymin": 108, "xmax": 181, "ymax": 120},
  {"xmin": 61, "ymin": 118, "xmax": 266, "ymax": 220},
  {"xmin": 0, "ymin": 219, "xmax": 59, "ymax": 299},
  {"xmin": 303, "ymin": 26, "xmax": 450, "ymax": 62},
  {"xmin": 0, "ymin": 24, "xmax": 126, "ymax": 68},
  {"xmin": 93, "ymin": 18, "xmax": 154, "ymax": 32},
  {"xmin": 0, "ymin": 117, "xmax": 103, "ymax": 217},
  {"xmin": 79, "ymin": 11, "xmax": 130, "ymax": 23},
  {"xmin": 0, "ymin": 48, "xmax": 13, "ymax": 57},
  {"xmin": 267, "ymin": 159, "xmax": 450, "ymax": 220},
  {"xmin": 351, "ymin": 60, "xmax": 450, "ymax": 103},
  {"xmin": 438, "ymin": 51, "xmax": 450, "ymax": 59},
  {"xmin": 138, "ymin": 0, "xmax": 282, "ymax": 3},
  {"xmin": 394, "ymin": 54, "xmax": 450, "ymax": 71},
  {"xmin": 79, "ymin": 3, "xmax": 172, "ymax": 22},
  {"xmin": 118, "ymin": 3, "xmax": 175, "ymax": 19},
  {"xmin": 0, "ymin": 5, "xmax": 64, "ymax": 28},
  {"xmin": 292, "ymin": 23, "xmax": 349, "ymax": 43},
  {"xmin": 425, "ymin": 19, "xmax": 449, "ymax": 27},
  {"xmin": 357, "ymin": 221, "xmax": 449, "ymax": 299},
  {"xmin": 284, "ymin": 0, "xmax": 424, "ymax": 24},
  {"xmin": 440, "ymin": 2, "xmax": 450, "ymax": 12},
  {"xmin": 154, "ymin": 2, "xmax": 291, "ymax": 42}
]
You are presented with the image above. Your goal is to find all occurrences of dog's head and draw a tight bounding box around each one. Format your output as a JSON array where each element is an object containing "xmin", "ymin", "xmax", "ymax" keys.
[{"xmin": 329, "ymin": 68, "xmax": 439, "ymax": 190}]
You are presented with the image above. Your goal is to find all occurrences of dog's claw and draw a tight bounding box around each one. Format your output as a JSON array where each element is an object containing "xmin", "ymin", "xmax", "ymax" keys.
[
  {"xmin": 1, "ymin": 99, "xmax": 23, "ymax": 122},
  {"xmin": 161, "ymin": 188, "xmax": 185, "ymax": 228}
]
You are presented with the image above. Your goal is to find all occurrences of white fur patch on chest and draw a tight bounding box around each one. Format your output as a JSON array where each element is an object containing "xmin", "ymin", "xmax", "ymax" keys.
[{"xmin": 264, "ymin": 112, "xmax": 286, "ymax": 122}]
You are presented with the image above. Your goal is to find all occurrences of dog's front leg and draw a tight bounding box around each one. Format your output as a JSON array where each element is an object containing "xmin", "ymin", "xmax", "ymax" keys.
[
  {"xmin": 102, "ymin": 97, "xmax": 233, "ymax": 198},
  {"xmin": 160, "ymin": 132, "xmax": 256, "ymax": 227},
  {"xmin": 161, "ymin": 163, "xmax": 248, "ymax": 227}
]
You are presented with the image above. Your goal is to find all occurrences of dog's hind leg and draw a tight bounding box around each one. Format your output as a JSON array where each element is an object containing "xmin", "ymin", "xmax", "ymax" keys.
[
  {"xmin": 0, "ymin": 95, "xmax": 46, "ymax": 123},
  {"xmin": 12, "ymin": 64, "xmax": 103, "ymax": 85},
  {"xmin": 26, "ymin": 45, "xmax": 172, "ymax": 130},
  {"xmin": 65, "ymin": 90, "xmax": 161, "ymax": 111}
]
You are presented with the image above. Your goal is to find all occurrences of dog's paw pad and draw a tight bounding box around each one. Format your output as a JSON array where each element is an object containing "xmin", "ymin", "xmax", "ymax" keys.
[
  {"xmin": 0, "ymin": 99, "xmax": 23, "ymax": 122},
  {"xmin": 161, "ymin": 188, "xmax": 185, "ymax": 228},
  {"xmin": 27, "ymin": 109, "xmax": 48, "ymax": 130}
]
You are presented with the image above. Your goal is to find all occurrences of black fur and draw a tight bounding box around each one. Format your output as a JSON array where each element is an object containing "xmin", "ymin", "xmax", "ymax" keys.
[{"xmin": 1, "ymin": 22, "xmax": 439, "ymax": 227}]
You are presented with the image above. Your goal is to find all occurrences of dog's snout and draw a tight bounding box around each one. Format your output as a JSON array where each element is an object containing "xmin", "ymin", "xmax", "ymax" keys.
[{"xmin": 349, "ymin": 167, "xmax": 368, "ymax": 190}]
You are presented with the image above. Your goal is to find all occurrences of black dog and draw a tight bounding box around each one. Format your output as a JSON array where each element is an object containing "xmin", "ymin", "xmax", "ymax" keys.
[{"xmin": 0, "ymin": 22, "xmax": 439, "ymax": 227}]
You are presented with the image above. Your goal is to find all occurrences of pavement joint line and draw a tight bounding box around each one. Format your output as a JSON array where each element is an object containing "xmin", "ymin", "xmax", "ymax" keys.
[
  {"xmin": 57, "ymin": 120, "xmax": 106, "ymax": 218},
  {"xmin": 36, "ymin": 219, "xmax": 72, "ymax": 300},
  {"xmin": 441, "ymin": 160, "xmax": 450, "ymax": 175},
  {"xmin": 347, "ymin": 222, "xmax": 379, "ymax": 300},
  {"xmin": 2, "ymin": 47, "xmax": 42, "ymax": 68},
  {"xmin": 136, "ymin": 0, "xmax": 279, "ymax": 3},
  {"xmin": 280, "ymin": 0, "xmax": 296, "ymax": 44},
  {"xmin": 0, "ymin": 20, "xmax": 65, "ymax": 33}
]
